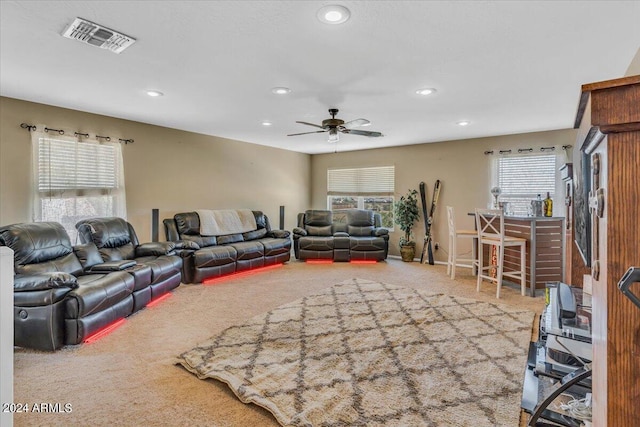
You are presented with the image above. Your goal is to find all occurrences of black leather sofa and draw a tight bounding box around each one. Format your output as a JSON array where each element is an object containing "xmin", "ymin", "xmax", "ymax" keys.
[
  {"xmin": 75, "ymin": 217, "xmax": 182, "ymax": 308},
  {"xmin": 1, "ymin": 222, "xmax": 137, "ymax": 351},
  {"xmin": 293, "ymin": 209, "xmax": 389, "ymax": 261},
  {"xmin": 163, "ymin": 210, "xmax": 291, "ymax": 283}
]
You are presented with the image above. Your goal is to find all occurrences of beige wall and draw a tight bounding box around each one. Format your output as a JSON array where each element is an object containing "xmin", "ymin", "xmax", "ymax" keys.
[
  {"xmin": 626, "ymin": 47, "xmax": 640, "ymax": 76},
  {"xmin": 0, "ymin": 97, "xmax": 311, "ymax": 241},
  {"xmin": 0, "ymin": 95, "xmax": 578, "ymax": 261},
  {"xmin": 311, "ymin": 129, "xmax": 577, "ymax": 260}
]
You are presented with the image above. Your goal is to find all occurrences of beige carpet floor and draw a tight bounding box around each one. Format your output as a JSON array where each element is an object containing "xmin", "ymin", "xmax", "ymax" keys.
[{"xmin": 13, "ymin": 259, "xmax": 545, "ymax": 426}]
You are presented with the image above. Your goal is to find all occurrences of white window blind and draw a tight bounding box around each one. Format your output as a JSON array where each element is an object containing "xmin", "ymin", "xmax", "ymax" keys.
[
  {"xmin": 327, "ymin": 166, "xmax": 395, "ymax": 195},
  {"xmin": 497, "ymin": 154, "xmax": 556, "ymax": 215},
  {"xmin": 32, "ymin": 133, "xmax": 127, "ymax": 242},
  {"xmin": 38, "ymin": 138, "xmax": 119, "ymax": 191}
]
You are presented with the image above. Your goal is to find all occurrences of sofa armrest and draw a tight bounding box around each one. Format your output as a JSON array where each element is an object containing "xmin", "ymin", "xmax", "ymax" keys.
[
  {"xmin": 88, "ymin": 260, "xmax": 137, "ymax": 272},
  {"xmin": 269, "ymin": 229, "xmax": 290, "ymax": 239},
  {"xmin": 136, "ymin": 241, "xmax": 176, "ymax": 257},
  {"xmin": 292, "ymin": 227, "xmax": 307, "ymax": 236},
  {"xmin": 374, "ymin": 228, "xmax": 389, "ymax": 237},
  {"xmin": 14, "ymin": 272, "xmax": 78, "ymax": 292},
  {"xmin": 172, "ymin": 240, "xmax": 200, "ymax": 250}
]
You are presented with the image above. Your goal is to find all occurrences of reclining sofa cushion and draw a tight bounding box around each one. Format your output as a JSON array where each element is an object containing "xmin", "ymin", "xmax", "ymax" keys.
[
  {"xmin": 76, "ymin": 217, "xmax": 182, "ymax": 300},
  {"xmin": 1, "ymin": 222, "xmax": 84, "ymax": 276},
  {"xmin": 292, "ymin": 210, "xmax": 335, "ymax": 260},
  {"xmin": 173, "ymin": 212, "xmax": 218, "ymax": 248},
  {"xmin": 302, "ymin": 210, "xmax": 333, "ymax": 236},
  {"xmin": 13, "ymin": 272, "xmax": 78, "ymax": 292},
  {"xmin": 65, "ymin": 272, "xmax": 134, "ymax": 319},
  {"xmin": 243, "ymin": 228, "xmax": 268, "ymax": 241},
  {"xmin": 64, "ymin": 272, "xmax": 135, "ymax": 345},
  {"xmin": 346, "ymin": 209, "xmax": 376, "ymax": 236}
]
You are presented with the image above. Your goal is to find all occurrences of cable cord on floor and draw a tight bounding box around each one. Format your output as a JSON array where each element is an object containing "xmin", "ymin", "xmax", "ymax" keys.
[{"xmin": 558, "ymin": 392, "xmax": 592, "ymax": 421}]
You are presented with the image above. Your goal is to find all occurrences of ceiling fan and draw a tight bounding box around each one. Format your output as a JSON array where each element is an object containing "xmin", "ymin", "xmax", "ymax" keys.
[{"xmin": 287, "ymin": 108, "xmax": 384, "ymax": 143}]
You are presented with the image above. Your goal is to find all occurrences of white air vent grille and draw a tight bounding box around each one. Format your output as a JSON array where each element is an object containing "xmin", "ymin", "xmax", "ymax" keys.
[{"xmin": 62, "ymin": 18, "xmax": 136, "ymax": 54}]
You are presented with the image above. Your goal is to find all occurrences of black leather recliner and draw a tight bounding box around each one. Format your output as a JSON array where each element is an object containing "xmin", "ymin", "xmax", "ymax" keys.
[
  {"xmin": 75, "ymin": 217, "xmax": 183, "ymax": 301},
  {"xmin": 345, "ymin": 209, "xmax": 389, "ymax": 260},
  {"xmin": 1, "ymin": 222, "xmax": 135, "ymax": 351},
  {"xmin": 292, "ymin": 210, "xmax": 344, "ymax": 260}
]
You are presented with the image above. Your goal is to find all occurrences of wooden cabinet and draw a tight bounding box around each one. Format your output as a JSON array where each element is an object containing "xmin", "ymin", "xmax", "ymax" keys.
[{"xmin": 572, "ymin": 75, "xmax": 640, "ymax": 426}]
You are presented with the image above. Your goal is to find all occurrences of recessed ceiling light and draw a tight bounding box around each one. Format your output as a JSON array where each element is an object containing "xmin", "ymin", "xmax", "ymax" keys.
[
  {"xmin": 146, "ymin": 90, "xmax": 163, "ymax": 97},
  {"xmin": 261, "ymin": 121, "xmax": 273, "ymax": 126},
  {"xmin": 457, "ymin": 120, "xmax": 470, "ymax": 126},
  {"xmin": 271, "ymin": 87, "xmax": 291, "ymax": 95},
  {"xmin": 317, "ymin": 5, "xmax": 351, "ymax": 25},
  {"xmin": 415, "ymin": 88, "xmax": 436, "ymax": 96}
]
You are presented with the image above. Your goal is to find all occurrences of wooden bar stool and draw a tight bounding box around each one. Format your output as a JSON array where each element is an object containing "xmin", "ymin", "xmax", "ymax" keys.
[
  {"xmin": 446, "ymin": 206, "xmax": 477, "ymax": 279},
  {"xmin": 475, "ymin": 208, "xmax": 527, "ymax": 298}
]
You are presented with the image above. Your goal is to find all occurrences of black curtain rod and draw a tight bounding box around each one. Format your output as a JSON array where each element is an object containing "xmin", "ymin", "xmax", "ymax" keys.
[
  {"xmin": 484, "ymin": 145, "xmax": 570, "ymax": 155},
  {"xmin": 19, "ymin": 122, "xmax": 133, "ymax": 144}
]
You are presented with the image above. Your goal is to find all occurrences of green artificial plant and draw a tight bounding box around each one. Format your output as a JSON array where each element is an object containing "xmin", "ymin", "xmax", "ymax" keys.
[{"xmin": 393, "ymin": 188, "xmax": 420, "ymax": 247}]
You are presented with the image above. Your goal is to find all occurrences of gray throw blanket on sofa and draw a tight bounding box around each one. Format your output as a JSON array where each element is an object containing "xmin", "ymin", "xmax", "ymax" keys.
[{"xmin": 196, "ymin": 209, "xmax": 257, "ymax": 236}]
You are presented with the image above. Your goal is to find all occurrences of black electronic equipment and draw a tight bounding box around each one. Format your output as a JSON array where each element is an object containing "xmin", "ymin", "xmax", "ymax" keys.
[
  {"xmin": 558, "ymin": 282, "xmax": 577, "ymax": 319},
  {"xmin": 618, "ymin": 267, "xmax": 640, "ymax": 310}
]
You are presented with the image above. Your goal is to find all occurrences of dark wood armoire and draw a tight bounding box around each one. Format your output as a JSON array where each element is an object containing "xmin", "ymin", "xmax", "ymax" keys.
[{"xmin": 571, "ymin": 75, "xmax": 640, "ymax": 426}]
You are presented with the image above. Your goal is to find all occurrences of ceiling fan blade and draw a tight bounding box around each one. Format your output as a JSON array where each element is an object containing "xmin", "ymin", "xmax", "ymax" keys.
[
  {"xmin": 287, "ymin": 130, "xmax": 328, "ymax": 136},
  {"xmin": 295, "ymin": 121, "xmax": 325, "ymax": 129},
  {"xmin": 343, "ymin": 129, "xmax": 384, "ymax": 137},
  {"xmin": 342, "ymin": 118, "xmax": 370, "ymax": 129}
]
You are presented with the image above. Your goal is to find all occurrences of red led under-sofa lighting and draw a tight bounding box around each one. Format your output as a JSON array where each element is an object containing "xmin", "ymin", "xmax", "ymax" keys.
[
  {"xmin": 202, "ymin": 263, "xmax": 283, "ymax": 285},
  {"xmin": 146, "ymin": 292, "xmax": 172, "ymax": 308},
  {"xmin": 350, "ymin": 260, "xmax": 378, "ymax": 264},
  {"xmin": 305, "ymin": 259, "xmax": 334, "ymax": 264},
  {"xmin": 83, "ymin": 318, "xmax": 126, "ymax": 344}
]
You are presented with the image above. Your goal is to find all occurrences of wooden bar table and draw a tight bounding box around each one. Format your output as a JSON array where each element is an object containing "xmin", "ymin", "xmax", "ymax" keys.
[
  {"xmin": 469, "ymin": 213, "xmax": 566, "ymax": 297},
  {"xmin": 503, "ymin": 216, "xmax": 565, "ymax": 297}
]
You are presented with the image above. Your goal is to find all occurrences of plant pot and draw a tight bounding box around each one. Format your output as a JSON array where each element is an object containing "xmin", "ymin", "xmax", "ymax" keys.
[{"xmin": 400, "ymin": 244, "xmax": 415, "ymax": 262}]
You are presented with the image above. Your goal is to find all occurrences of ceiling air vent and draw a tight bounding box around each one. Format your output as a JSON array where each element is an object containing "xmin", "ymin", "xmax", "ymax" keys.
[{"xmin": 62, "ymin": 18, "xmax": 136, "ymax": 54}]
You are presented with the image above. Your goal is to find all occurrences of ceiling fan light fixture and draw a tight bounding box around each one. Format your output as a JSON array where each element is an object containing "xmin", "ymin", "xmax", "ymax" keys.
[
  {"xmin": 271, "ymin": 87, "xmax": 291, "ymax": 95},
  {"xmin": 328, "ymin": 128, "xmax": 340, "ymax": 143},
  {"xmin": 416, "ymin": 88, "xmax": 437, "ymax": 96},
  {"xmin": 317, "ymin": 5, "xmax": 351, "ymax": 25}
]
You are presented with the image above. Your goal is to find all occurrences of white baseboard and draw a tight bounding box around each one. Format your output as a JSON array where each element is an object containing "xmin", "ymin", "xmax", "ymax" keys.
[{"xmin": 387, "ymin": 254, "xmax": 446, "ymax": 265}]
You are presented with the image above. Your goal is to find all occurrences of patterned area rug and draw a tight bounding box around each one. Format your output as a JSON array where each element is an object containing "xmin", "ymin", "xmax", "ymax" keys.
[{"xmin": 177, "ymin": 279, "xmax": 534, "ymax": 426}]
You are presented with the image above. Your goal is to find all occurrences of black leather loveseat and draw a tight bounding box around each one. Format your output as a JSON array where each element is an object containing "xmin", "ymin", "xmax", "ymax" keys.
[
  {"xmin": 2, "ymin": 222, "xmax": 137, "ymax": 351},
  {"xmin": 293, "ymin": 209, "xmax": 389, "ymax": 261},
  {"xmin": 163, "ymin": 209, "xmax": 291, "ymax": 283}
]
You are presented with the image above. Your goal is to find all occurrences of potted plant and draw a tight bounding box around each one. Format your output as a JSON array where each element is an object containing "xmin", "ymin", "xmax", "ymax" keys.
[{"xmin": 393, "ymin": 188, "xmax": 420, "ymax": 262}]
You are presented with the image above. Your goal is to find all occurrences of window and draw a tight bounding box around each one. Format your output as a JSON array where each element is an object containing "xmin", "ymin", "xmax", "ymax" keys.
[
  {"xmin": 327, "ymin": 166, "xmax": 394, "ymax": 228},
  {"xmin": 495, "ymin": 154, "xmax": 556, "ymax": 216},
  {"xmin": 32, "ymin": 134, "xmax": 127, "ymax": 242}
]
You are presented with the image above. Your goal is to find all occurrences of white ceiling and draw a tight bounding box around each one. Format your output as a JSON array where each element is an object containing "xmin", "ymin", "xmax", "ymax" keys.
[{"xmin": 1, "ymin": 1, "xmax": 639, "ymax": 154}]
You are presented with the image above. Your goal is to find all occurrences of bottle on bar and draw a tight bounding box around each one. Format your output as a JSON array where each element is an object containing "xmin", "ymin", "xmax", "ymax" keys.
[{"xmin": 544, "ymin": 192, "xmax": 553, "ymax": 217}]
